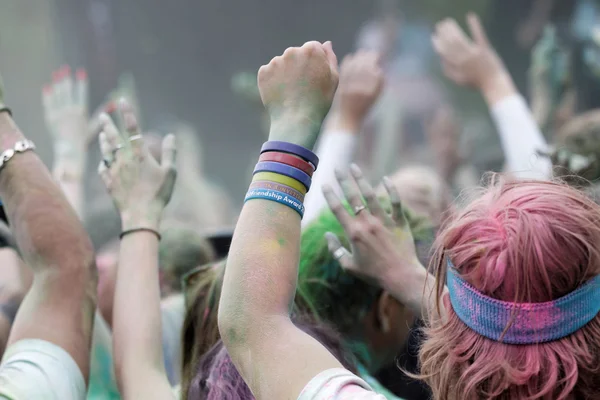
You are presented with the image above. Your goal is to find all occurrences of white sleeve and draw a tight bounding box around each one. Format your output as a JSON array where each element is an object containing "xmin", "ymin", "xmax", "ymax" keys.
[
  {"xmin": 490, "ymin": 94, "xmax": 552, "ymax": 180},
  {"xmin": 303, "ymin": 132, "xmax": 358, "ymax": 226},
  {"xmin": 298, "ymin": 368, "xmax": 386, "ymax": 400},
  {"xmin": 0, "ymin": 339, "xmax": 86, "ymax": 400}
]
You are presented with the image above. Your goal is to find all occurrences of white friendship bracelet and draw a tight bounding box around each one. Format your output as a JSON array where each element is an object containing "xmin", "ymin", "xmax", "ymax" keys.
[{"xmin": 0, "ymin": 139, "xmax": 36, "ymax": 172}]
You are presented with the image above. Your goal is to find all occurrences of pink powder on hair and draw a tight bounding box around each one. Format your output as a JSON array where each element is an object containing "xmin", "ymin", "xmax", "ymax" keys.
[{"xmin": 418, "ymin": 178, "xmax": 600, "ymax": 399}]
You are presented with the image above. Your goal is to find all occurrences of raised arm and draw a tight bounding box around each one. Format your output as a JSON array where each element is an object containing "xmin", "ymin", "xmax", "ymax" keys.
[
  {"xmin": 0, "ymin": 71, "xmax": 96, "ymax": 390},
  {"xmin": 98, "ymin": 101, "xmax": 176, "ymax": 399},
  {"xmin": 219, "ymin": 41, "xmax": 353, "ymax": 399},
  {"xmin": 432, "ymin": 13, "xmax": 552, "ymax": 180},
  {"xmin": 303, "ymin": 51, "xmax": 383, "ymax": 224}
]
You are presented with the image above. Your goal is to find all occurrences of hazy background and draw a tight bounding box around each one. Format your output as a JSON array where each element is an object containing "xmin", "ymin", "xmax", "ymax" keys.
[{"xmin": 0, "ymin": 0, "xmax": 570, "ymax": 203}]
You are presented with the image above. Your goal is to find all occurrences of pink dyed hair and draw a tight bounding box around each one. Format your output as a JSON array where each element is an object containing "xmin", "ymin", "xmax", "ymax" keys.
[{"xmin": 419, "ymin": 177, "xmax": 600, "ymax": 399}]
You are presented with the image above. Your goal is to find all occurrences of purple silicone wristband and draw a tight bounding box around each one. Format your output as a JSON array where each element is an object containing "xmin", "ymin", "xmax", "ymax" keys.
[
  {"xmin": 253, "ymin": 161, "xmax": 312, "ymax": 191},
  {"xmin": 260, "ymin": 141, "xmax": 319, "ymax": 170}
]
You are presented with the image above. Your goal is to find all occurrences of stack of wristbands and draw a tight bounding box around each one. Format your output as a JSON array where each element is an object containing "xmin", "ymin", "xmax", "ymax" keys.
[{"xmin": 246, "ymin": 141, "xmax": 319, "ymax": 219}]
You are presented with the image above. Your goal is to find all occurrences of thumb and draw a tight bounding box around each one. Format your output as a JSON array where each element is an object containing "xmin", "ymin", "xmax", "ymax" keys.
[
  {"xmin": 323, "ymin": 41, "xmax": 339, "ymax": 73},
  {"xmin": 466, "ymin": 12, "xmax": 490, "ymax": 48},
  {"xmin": 325, "ymin": 232, "xmax": 355, "ymax": 271}
]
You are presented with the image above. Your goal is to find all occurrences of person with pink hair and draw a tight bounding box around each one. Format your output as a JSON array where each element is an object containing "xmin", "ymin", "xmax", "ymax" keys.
[
  {"xmin": 325, "ymin": 173, "xmax": 600, "ymax": 399},
  {"xmin": 416, "ymin": 177, "xmax": 600, "ymax": 399}
]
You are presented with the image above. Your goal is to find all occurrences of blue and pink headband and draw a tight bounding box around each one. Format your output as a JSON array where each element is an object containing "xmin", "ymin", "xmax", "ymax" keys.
[{"xmin": 446, "ymin": 259, "xmax": 600, "ymax": 344}]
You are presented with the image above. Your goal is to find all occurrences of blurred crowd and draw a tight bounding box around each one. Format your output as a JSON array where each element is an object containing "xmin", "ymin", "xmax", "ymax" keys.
[{"xmin": 2, "ymin": 2, "xmax": 600, "ymax": 400}]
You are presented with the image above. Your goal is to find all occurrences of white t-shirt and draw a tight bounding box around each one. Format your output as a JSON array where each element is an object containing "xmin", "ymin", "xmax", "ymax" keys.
[
  {"xmin": 298, "ymin": 368, "xmax": 386, "ymax": 399},
  {"xmin": 0, "ymin": 339, "xmax": 86, "ymax": 400}
]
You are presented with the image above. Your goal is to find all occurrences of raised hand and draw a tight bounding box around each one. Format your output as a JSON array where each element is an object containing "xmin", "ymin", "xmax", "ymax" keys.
[
  {"xmin": 322, "ymin": 164, "xmax": 421, "ymax": 285},
  {"xmin": 333, "ymin": 51, "xmax": 384, "ymax": 131},
  {"xmin": 259, "ymin": 41, "xmax": 339, "ymax": 149},
  {"xmin": 432, "ymin": 13, "xmax": 510, "ymax": 99},
  {"xmin": 97, "ymin": 100, "xmax": 177, "ymax": 231},
  {"xmin": 42, "ymin": 66, "xmax": 89, "ymax": 171}
]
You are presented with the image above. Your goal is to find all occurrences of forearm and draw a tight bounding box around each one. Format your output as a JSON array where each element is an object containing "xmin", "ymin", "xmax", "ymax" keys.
[
  {"xmin": 490, "ymin": 94, "xmax": 551, "ymax": 180},
  {"xmin": 0, "ymin": 114, "xmax": 94, "ymax": 273},
  {"xmin": 479, "ymin": 72, "xmax": 551, "ymax": 180},
  {"xmin": 220, "ymin": 122, "xmax": 315, "ymax": 343},
  {"xmin": 113, "ymin": 231, "xmax": 167, "ymax": 391},
  {"xmin": 220, "ymin": 201, "xmax": 300, "ymax": 334}
]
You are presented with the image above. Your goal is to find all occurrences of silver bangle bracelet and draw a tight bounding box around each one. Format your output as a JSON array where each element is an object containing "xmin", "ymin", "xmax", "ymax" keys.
[{"xmin": 0, "ymin": 139, "xmax": 36, "ymax": 172}]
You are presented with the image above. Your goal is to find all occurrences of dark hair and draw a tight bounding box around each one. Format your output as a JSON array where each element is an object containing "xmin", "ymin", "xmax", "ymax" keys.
[
  {"xmin": 187, "ymin": 314, "xmax": 357, "ymax": 400},
  {"xmin": 180, "ymin": 260, "xmax": 225, "ymax": 399}
]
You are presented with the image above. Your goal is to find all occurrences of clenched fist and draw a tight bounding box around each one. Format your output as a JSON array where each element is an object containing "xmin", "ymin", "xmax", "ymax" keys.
[{"xmin": 258, "ymin": 41, "xmax": 339, "ymax": 149}]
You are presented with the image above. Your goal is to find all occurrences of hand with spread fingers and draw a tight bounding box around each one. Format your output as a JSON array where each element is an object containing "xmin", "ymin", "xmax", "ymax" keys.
[
  {"xmin": 432, "ymin": 13, "xmax": 515, "ymax": 104},
  {"xmin": 43, "ymin": 66, "xmax": 89, "ymax": 173},
  {"xmin": 97, "ymin": 100, "xmax": 177, "ymax": 231},
  {"xmin": 322, "ymin": 164, "xmax": 422, "ymax": 287},
  {"xmin": 323, "ymin": 164, "xmax": 437, "ymax": 319}
]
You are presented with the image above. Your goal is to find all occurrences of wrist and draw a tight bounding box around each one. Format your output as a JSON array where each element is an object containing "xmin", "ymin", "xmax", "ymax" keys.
[
  {"xmin": 120, "ymin": 210, "xmax": 161, "ymax": 232},
  {"xmin": 479, "ymin": 72, "xmax": 517, "ymax": 106},
  {"xmin": 268, "ymin": 113, "xmax": 325, "ymax": 150},
  {"xmin": 328, "ymin": 112, "xmax": 363, "ymax": 133}
]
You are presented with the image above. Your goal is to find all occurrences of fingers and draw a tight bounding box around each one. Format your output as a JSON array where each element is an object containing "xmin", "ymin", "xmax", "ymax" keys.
[
  {"xmin": 325, "ymin": 232, "xmax": 356, "ymax": 271},
  {"xmin": 42, "ymin": 85, "xmax": 54, "ymax": 116},
  {"xmin": 161, "ymin": 134, "xmax": 177, "ymax": 171},
  {"xmin": 323, "ymin": 41, "xmax": 339, "ymax": 74},
  {"xmin": 335, "ymin": 168, "xmax": 365, "ymax": 213},
  {"xmin": 323, "ymin": 184, "xmax": 353, "ymax": 230},
  {"xmin": 98, "ymin": 131, "xmax": 113, "ymax": 162},
  {"xmin": 118, "ymin": 99, "xmax": 142, "ymax": 152},
  {"xmin": 350, "ymin": 164, "xmax": 389, "ymax": 222},
  {"xmin": 99, "ymin": 113, "xmax": 123, "ymax": 152},
  {"xmin": 383, "ymin": 176, "xmax": 407, "ymax": 226},
  {"xmin": 466, "ymin": 12, "xmax": 490, "ymax": 48},
  {"xmin": 62, "ymin": 66, "xmax": 74, "ymax": 107},
  {"xmin": 75, "ymin": 69, "xmax": 89, "ymax": 111}
]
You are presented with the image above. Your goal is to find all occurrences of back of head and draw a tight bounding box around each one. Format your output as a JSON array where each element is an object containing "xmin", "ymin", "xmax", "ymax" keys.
[
  {"xmin": 180, "ymin": 260, "xmax": 225, "ymax": 399},
  {"xmin": 159, "ymin": 224, "xmax": 216, "ymax": 293},
  {"xmin": 187, "ymin": 315, "xmax": 356, "ymax": 400},
  {"xmin": 421, "ymin": 177, "xmax": 600, "ymax": 399},
  {"xmin": 386, "ymin": 165, "xmax": 453, "ymax": 226}
]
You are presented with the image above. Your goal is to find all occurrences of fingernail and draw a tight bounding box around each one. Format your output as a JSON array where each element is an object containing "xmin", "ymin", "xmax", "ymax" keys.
[
  {"xmin": 350, "ymin": 163, "xmax": 361, "ymax": 175},
  {"xmin": 104, "ymin": 102, "xmax": 117, "ymax": 113}
]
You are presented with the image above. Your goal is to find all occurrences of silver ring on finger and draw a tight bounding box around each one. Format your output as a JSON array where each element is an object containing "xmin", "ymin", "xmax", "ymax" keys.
[
  {"xmin": 129, "ymin": 134, "xmax": 142, "ymax": 142},
  {"xmin": 333, "ymin": 248, "xmax": 347, "ymax": 261},
  {"xmin": 353, "ymin": 205, "xmax": 366, "ymax": 216}
]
